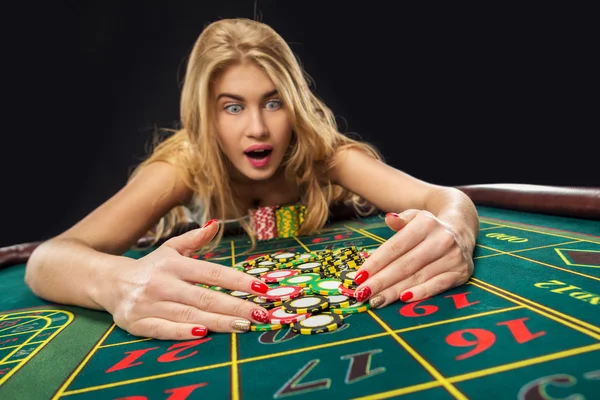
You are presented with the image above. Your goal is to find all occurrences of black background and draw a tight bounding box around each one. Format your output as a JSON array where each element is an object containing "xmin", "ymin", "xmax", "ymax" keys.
[{"xmin": 2, "ymin": 1, "xmax": 597, "ymax": 247}]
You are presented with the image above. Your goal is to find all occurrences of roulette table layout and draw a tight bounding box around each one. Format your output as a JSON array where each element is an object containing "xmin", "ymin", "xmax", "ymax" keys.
[{"xmin": 0, "ymin": 184, "xmax": 598, "ymax": 399}]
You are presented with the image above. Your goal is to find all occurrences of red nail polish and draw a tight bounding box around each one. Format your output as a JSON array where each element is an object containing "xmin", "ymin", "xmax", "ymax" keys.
[
  {"xmin": 251, "ymin": 281, "xmax": 269, "ymax": 294},
  {"xmin": 355, "ymin": 286, "xmax": 371, "ymax": 302},
  {"xmin": 354, "ymin": 270, "xmax": 369, "ymax": 285},
  {"xmin": 191, "ymin": 326, "xmax": 207, "ymax": 337},
  {"xmin": 203, "ymin": 219, "xmax": 218, "ymax": 228},
  {"xmin": 400, "ymin": 291, "xmax": 413, "ymax": 302},
  {"xmin": 386, "ymin": 213, "xmax": 399, "ymax": 218},
  {"xmin": 251, "ymin": 309, "xmax": 269, "ymax": 324}
]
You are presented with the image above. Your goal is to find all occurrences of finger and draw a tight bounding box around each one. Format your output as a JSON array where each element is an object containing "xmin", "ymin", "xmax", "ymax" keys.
[
  {"xmin": 162, "ymin": 219, "xmax": 220, "ymax": 257},
  {"xmin": 355, "ymin": 231, "xmax": 455, "ymax": 301},
  {"xmin": 353, "ymin": 210, "xmax": 434, "ymax": 287},
  {"xmin": 126, "ymin": 317, "xmax": 209, "ymax": 340},
  {"xmin": 168, "ymin": 283, "xmax": 270, "ymax": 325},
  {"xmin": 149, "ymin": 301, "xmax": 259, "ymax": 333},
  {"xmin": 385, "ymin": 209, "xmax": 420, "ymax": 232},
  {"xmin": 176, "ymin": 258, "xmax": 270, "ymax": 295},
  {"xmin": 368, "ymin": 260, "xmax": 469, "ymax": 310}
]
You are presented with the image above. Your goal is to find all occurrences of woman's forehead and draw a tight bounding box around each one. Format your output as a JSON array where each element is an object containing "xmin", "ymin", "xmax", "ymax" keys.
[{"xmin": 213, "ymin": 63, "xmax": 276, "ymax": 98}]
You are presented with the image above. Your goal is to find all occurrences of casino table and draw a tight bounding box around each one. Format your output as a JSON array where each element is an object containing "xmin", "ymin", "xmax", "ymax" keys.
[{"xmin": 0, "ymin": 184, "xmax": 598, "ymax": 399}]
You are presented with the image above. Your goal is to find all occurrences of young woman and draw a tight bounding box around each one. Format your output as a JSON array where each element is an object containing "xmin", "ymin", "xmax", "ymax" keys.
[{"xmin": 25, "ymin": 18, "xmax": 479, "ymax": 340}]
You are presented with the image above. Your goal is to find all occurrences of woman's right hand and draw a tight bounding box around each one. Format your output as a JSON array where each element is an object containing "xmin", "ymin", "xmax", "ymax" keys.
[{"xmin": 99, "ymin": 219, "xmax": 271, "ymax": 340}]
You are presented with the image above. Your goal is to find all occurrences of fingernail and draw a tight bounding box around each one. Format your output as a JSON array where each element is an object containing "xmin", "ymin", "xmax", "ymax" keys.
[
  {"xmin": 232, "ymin": 319, "xmax": 250, "ymax": 332},
  {"xmin": 354, "ymin": 270, "xmax": 369, "ymax": 285},
  {"xmin": 191, "ymin": 326, "xmax": 208, "ymax": 337},
  {"xmin": 369, "ymin": 294, "xmax": 385, "ymax": 309},
  {"xmin": 400, "ymin": 291, "xmax": 413, "ymax": 302},
  {"xmin": 355, "ymin": 286, "xmax": 372, "ymax": 302},
  {"xmin": 251, "ymin": 309, "xmax": 270, "ymax": 324},
  {"xmin": 203, "ymin": 219, "xmax": 218, "ymax": 228},
  {"xmin": 251, "ymin": 281, "xmax": 269, "ymax": 294},
  {"xmin": 386, "ymin": 212, "xmax": 400, "ymax": 218}
]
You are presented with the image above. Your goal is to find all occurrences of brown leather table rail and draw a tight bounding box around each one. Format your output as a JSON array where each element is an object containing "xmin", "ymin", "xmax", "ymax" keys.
[
  {"xmin": 1, "ymin": 184, "xmax": 598, "ymax": 269},
  {"xmin": 455, "ymin": 183, "xmax": 600, "ymax": 220}
]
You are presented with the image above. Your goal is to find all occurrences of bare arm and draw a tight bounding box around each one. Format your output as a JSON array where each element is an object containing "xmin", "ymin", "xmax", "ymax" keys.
[
  {"xmin": 25, "ymin": 161, "xmax": 192, "ymax": 310},
  {"xmin": 328, "ymin": 148, "xmax": 479, "ymax": 247},
  {"xmin": 328, "ymin": 147, "xmax": 479, "ymax": 307}
]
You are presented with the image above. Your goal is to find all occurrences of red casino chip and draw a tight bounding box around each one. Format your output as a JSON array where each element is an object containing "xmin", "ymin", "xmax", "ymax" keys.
[
  {"xmin": 337, "ymin": 283, "xmax": 356, "ymax": 297},
  {"xmin": 260, "ymin": 269, "xmax": 299, "ymax": 283},
  {"xmin": 268, "ymin": 306, "xmax": 310, "ymax": 324}
]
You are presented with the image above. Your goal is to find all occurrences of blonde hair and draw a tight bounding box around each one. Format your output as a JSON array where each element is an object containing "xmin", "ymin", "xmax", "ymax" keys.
[{"xmin": 133, "ymin": 18, "xmax": 382, "ymax": 252}]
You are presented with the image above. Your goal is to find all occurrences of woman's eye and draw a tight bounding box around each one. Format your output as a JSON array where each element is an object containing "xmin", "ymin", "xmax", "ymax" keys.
[
  {"xmin": 266, "ymin": 99, "xmax": 282, "ymax": 110},
  {"xmin": 225, "ymin": 104, "xmax": 243, "ymax": 114}
]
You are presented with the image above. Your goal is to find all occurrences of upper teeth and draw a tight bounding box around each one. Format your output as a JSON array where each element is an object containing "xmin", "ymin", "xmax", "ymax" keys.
[{"xmin": 253, "ymin": 149, "xmax": 267, "ymax": 152}]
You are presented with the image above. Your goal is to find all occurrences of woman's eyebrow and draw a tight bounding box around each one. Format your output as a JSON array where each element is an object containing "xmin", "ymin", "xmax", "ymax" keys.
[{"xmin": 217, "ymin": 89, "xmax": 278, "ymax": 102}]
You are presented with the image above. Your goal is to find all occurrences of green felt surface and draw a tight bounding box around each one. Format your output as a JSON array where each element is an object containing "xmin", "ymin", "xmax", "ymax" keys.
[{"xmin": 1, "ymin": 207, "xmax": 598, "ymax": 399}]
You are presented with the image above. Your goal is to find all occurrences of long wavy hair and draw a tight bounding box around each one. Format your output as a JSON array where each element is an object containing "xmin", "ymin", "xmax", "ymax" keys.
[{"xmin": 132, "ymin": 18, "xmax": 382, "ymax": 252}]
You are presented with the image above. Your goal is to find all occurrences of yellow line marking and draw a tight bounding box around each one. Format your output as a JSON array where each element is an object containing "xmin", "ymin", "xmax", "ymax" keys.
[
  {"xmin": 230, "ymin": 240, "xmax": 240, "ymax": 400},
  {"xmin": 0, "ymin": 316, "xmax": 53, "ymax": 364},
  {"xmin": 0, "ymin": 326, "xmax": 59, "ymax": 338},
  {"xmin": 477, "ymin": 244, "xmax": 600, "ymax": 282},
  {"xmin": 239, "ymin": 305, "xmax": 522, "ymax": 364},
  {"xmin": 470, "ymin": 281, "xmax": 600, "ymax": 340},
  {"xmin": 231, "ymin": 333, "xmax": 239, "ymax": 400},
  {"xmin": 358, "ymin": 228, "xmax": 387, "ymax": 243},
  {"xmin": 61, "ymin": 362, "xmax": 232, "ymax": 396},
  {"xmin": 0, "ymin": 359, "xmax": 24, "ymax": 365},
  {"xmin": 474, "ymin": 240, "xmax": 582, "ymax": 260},
  {"xmin": 449, "ymin": 342, "xmax": 600, "ymax": 383},
  {"xmin": 230, "ymin": 240, "xmax": 236, "ymax": 265},
  {"xmin": 470, "ymin": 278, "xmax": 600, "ymax": 334},
  {"xmin": 352, "ymin": 380, "xmax": 441, "ymax": 400},
  {"xmin": 555, "ymin": 248, "xmax": 600, "ymax": 269},
  {"xmin": 368, "ymin": 311, "xmax": 467, "ymax": 400},
  {"xmin": 52, "ymin": 324, "xmax": 117, "ymax": 399},
  {"xmin": 292, "ymin": 236, "xmax": 311, "ymax": 252},
  {"xmin": 355, "ymin": 343, "xmax": 600, "ymax": 400},
  {"xmin": 394, "ymin": 306, "xmax": 523, "ymax": 333},
  {"xmin": 0, "ymin": 311, "xmax": 73, "ymax": 385},
  {"xmin": 98, "ymin": 338, "xmax": 153, "ymax": 348},
  {"xmin": 479, "ymin": 217, "xmax": 600, "ymax": 245},
  {"xmin": 479, "ymin": 225, "xmax": 506, "ymax": 231},
  {"xmin": 238, "ymin": 332, "xmax": 391, "ymax": 364},
  {"xmin": 343, "ymin": 226, "xmax": 470, "ymax": 397}
]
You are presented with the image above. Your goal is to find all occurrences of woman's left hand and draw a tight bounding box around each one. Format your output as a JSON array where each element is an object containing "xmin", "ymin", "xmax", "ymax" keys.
[{"xmin": 352, "ymin": 210, "xmax": 475, "ymax": 308}]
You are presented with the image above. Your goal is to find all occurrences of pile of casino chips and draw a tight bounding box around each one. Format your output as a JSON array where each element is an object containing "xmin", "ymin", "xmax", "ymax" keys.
[{"xmin": 203, "ymin": 246, "xmax": 374, "ymax": 334}]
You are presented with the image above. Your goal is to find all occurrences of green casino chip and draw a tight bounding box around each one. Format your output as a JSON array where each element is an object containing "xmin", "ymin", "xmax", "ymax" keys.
[
  {"xmin": 291, "ymin": 313, "xmax": 344, "ymax": 335},
  {"xmin": 250, "ymin": 322, "xmax": 283, "ymax": 332},
  {"xmin": 280, "ymin": 273, "xmax": 320, "ymax": 287},
  {"xmin": 310, "ymin": 278, "xmax": 344, "ymax": 296},
  {"xmin": 332, "ymin": 301, "xmax": 371, "ymax": 314}
]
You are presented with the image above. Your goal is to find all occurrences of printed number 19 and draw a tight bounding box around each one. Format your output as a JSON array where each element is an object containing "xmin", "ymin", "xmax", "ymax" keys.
[{"xmin": 446, "ymin": 317, "xmax": 546, "ymax": 360}]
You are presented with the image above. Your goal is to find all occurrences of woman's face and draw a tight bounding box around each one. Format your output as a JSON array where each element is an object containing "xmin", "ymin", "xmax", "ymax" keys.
[{"xmin": 213, "ymin": 62, "xmax": 292, "ymax": 182}]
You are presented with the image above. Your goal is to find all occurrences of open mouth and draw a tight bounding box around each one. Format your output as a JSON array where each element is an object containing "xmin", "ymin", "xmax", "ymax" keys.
[{"xmin": 244, "ymin": 148, "xmax": 273, "ymax": 159}]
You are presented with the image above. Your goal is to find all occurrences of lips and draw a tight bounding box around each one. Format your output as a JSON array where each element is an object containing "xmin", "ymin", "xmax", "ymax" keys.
[{"xmin": 244, "ymin": 144, "xmax": 273, "ymax": 168}]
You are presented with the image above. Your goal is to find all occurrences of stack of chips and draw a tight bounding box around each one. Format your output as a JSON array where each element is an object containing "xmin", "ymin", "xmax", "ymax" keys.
[
  {"xmin": 202, "ymin": 246, "xmax": 375, "ymax": 334},
  {"xmin": 249, "ymin": 206, "xmax": 277, "ymax": 241},
  {"xmin": 249, "ymin": 204, "xmax": 307, "ymax": 241}
]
